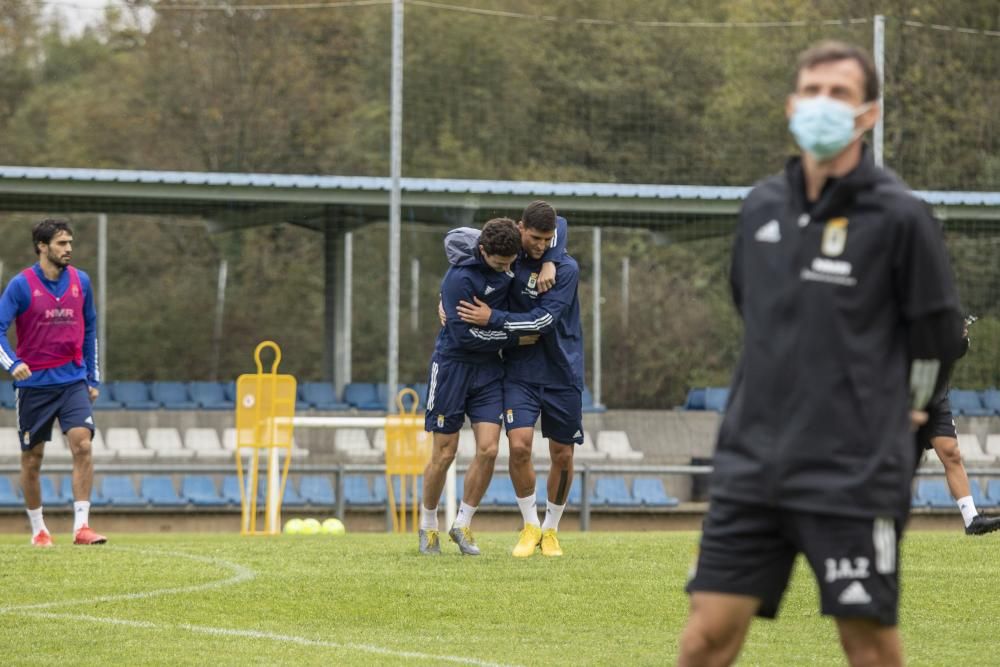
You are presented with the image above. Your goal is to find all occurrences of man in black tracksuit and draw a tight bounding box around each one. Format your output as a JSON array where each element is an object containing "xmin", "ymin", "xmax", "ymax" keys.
[{"xmin": 678, "ymin": 42, "xmax": 965, "ymax": 667}]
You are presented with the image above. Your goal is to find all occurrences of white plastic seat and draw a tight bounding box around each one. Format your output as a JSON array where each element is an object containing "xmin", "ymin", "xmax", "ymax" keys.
[
  {"xmin": 576, "ymin": 431, "xmax": 608, "ymax": 462},
  {"xmin": 958, "ymin": 433, "xmax": 993, "ymax": 463},
  {"xmin": 145, "ymin": 427, "xmax": 195, "ymax": 460},
  {"xmin": 596, "ymin": 430, "xmax": 644, "ymax": 461},
  {"xmin": 984, "ymin": 434, "xmax": 1000, "ymax": 462},
  {"xmin": 105, "ymin": 427, "xmax": 156, "ymax": 460},
  {"xmin": 334, "ymin": 428, "xmax": 380, "ymax": 461},
  {"xmin": 183, "ymin": 428, "xmax": 231, "ymax": 462},
  {"xmin": 87, "ymin": 429, "xmax": 117, "ymax": 462}
]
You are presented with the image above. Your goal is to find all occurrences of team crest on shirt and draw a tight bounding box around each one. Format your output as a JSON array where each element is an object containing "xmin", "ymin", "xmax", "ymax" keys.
[
  {"xmin": 527, "ymin": 273, "xmax": 538, "ymax": 289},
  {"xmin": 71, "ymin": 284, "xmax": 79, "ymax": 298},
  {"xmin": 821, "ymin": 217, "xmax": 848, "ymax": 257},
  {"xmin": 32, "ymin": 289, "xmax": 42, "ymax": 297}
]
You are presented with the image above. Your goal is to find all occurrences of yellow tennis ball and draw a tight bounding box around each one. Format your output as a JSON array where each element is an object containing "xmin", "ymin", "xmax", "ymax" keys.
[
  {"xmin": 322, "ymin": 518, "xmax": 346, "ymax": 536},
  {"xmin": 301, "ymin": 518, "xmax": 321, "ymax": 535},
  {"xmin": 284, "ymin": 518, "xmax": 305, "ymax": 535}
]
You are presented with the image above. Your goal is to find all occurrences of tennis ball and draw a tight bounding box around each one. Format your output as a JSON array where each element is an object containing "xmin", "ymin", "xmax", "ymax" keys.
[
  {"xmin": 284, "ymin": 518, "xmax": 305, "ymax": 535},
  {"xmin": 322, "ymin": 518, "xmax": 346, "ymax": 536},
  {"xmin": 301, "ymin": 518, "xmax": 321, "ymax": 535}
]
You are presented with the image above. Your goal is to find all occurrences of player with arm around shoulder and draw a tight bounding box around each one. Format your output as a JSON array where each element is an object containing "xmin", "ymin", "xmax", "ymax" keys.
[{"xmin": 0, "ymin": 219, "xmax": 106, "ymax": 547}]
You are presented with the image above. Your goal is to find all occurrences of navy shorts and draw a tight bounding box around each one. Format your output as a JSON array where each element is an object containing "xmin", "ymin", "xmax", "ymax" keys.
[
  {"xmin": 687, "ymin": 498, "xmax": 903, "ymax": 626},
  {"xmin": 917, "ymin": 394, "xmax": 957, "ymax": 450},
  {"xmin": 16, "ymin": 380, "xmax": 95, "ymax": 450},
  {"xmin": 424, "ymin": 356, "xmax": 504, "ymax": 434},
  {"xmin": 503, "ymin": 378, "xmax": 584, "ymax": 445}
]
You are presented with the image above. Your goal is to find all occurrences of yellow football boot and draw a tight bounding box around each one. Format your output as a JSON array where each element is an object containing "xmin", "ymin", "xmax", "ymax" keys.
[
  {"xmin": 540, "ymin": 529, "xmax": 563, "ymax": 557},
  {"xmin": 512, "ymin": 524, "xmax": 542, "ymax": 558}
]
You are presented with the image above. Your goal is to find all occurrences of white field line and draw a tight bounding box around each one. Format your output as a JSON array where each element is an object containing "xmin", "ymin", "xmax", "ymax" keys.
[{"xmin": 1, "ymin": 546, "xmax": 521, "ymax": 667}]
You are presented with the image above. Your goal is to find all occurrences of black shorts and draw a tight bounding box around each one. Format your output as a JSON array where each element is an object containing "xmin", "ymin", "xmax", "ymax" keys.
[
  {"xmin": 918, "ymin": 395, "xmax": 957, "ymax": 450},
  {"xmin": 687, "ymin": 498, "xmax": 903, "ymax": 626}
]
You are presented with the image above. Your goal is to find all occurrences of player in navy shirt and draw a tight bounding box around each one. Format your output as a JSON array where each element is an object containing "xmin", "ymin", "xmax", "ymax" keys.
[{"xmin": 0, "ymin": 219, "xmax": 106, "ymax": 547}]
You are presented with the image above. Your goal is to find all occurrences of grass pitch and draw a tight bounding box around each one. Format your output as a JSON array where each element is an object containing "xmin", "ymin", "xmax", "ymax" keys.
[{"xmin": 0, "ymin": 530, "xmax": 996, "ymax": 665}]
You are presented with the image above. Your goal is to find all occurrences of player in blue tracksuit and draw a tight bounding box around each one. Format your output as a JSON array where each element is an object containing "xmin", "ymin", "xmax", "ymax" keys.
[
  {"xmin": 452, "ymin": 201, "xmax": 584, "ymax": 558},
  {"xmin": 418, "ymin": 217, "xmax": 525, "ymax": 556}
]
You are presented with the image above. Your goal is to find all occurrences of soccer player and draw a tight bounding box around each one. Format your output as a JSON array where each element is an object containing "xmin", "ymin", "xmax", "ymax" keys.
[
  {"xmin": 419, "ymin": 217, "xmax": 527, "ymax": 556},
  {"xmin": 452, "ymin": 201, "xmax": 584, "ymax": 558},
  {"xmin": 677, "ymin": 42, "xmax": 964, "ymax": 667},
  {"xmin": 916, "ymin": 322, "xmax": 1000, "ymax": 536},
  {"xmin": 0, "ymin": 219, "xmax": 106, "ymax": 547}
]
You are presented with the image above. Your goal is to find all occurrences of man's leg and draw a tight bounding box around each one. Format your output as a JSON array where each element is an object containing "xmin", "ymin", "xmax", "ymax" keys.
[
  {"xmin": 677, "ymin": 592, "xmax": 758, "ymax": 667},
  {"xmin": 447, "ymin": 421, "xmax": 500, "ymax": 555},
  {"xmin": 835, "ymin": 618, "xmax": 903, "ymax": 667},
  {"xmin": 67, "ymin": 426, "xmax": 106, "ymax": 544},
  {"xmin": 21, "ymin": 444, "xmax": 53, "ymax": 546},
  {"xmin": 539, "ymin": 440, "xmax": 574, "ymax": 556},
  {"xmin": 508, "ymin": 426, "xmax": 541, "ymax": 556},
  {"xmin": 419, "ymin": 432, "xmax": 458, "ymax": 554},
  {"xmin": 932, "ymin": 435, "xmax": 1000, "ymax": 535}
]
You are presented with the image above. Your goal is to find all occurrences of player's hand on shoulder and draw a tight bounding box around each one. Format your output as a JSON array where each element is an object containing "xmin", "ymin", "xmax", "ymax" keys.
[
  {"xmin": 457, "ymin": 296, "xmax": 492, "ymax": 327},
  {"xmin": 537, "ymin": 261, "xmax": 557, "ymax": 293},
  {"xmin": 11, "ymin": 362, "xmax": 31, "ymax": 381}
]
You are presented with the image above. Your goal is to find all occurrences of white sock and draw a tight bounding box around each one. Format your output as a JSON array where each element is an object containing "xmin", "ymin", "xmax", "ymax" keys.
[
  {"xmin": 516, "ymin": 494, "xmax": 540, "ymax": 527},
  {"xmin": 27, "ymin": 507, "xmax": 47, "ymax": 537},
  {"xmin": 73, "ymin": 501, "xmax": 91, "ymax": 533},
  {"xmin": 420, "ymin": 504, "xmax": 439, "ymax": 531},
  {"xmin": 541, "ymin": 500, "xmax": 566, "ymax": 531},
  {"xmin": 957, "ymin": 495, "xmax": 978, "ymax": 528},
  {"xmin": 453, "ymin": 501, "xmax": 477, "ymax": 529}
]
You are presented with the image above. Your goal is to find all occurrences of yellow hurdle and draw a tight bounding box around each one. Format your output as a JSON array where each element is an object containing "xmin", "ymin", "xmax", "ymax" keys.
[
  {"xmin": 384, "ymin": 388, "xmax": 431, "ymax": 533},
  {"xmin": 234, "ymin": 341, "xmax": 297, "ymax": 536}
]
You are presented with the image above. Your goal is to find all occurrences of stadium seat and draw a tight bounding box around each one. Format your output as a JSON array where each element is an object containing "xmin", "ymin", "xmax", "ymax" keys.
[
  {"xmin": 591, "ymin": 476, "xmax": 640, "ymax": 506},
  {"xmin": 110, "ymin": 381, "xmax": 160, "ymax": 409},
  {"xmin": 582, "ymin": 386, "xmax": 606, "ymax": 413},
  {"xmin": 299, "ymin": 382, "xmax": 350, "ymax": 411},
  {"xmin": 915, "ymin": 479, "xmax": 953, "ymax": 508},
  {"xmin": 141, "ymin": 476, "xmax": 187, "ymax": 506},
  {"xmin": 183, "ymin": 428, "xmax": 230, "ymax": 462},
  {"xmin": 948, "ymin": 389, "xmax": 991, "ymax": 417},
  {"xmin": 188, "ymin": 381, "xmax": 233, "ymax": 410},
  {"xmin": 374, "ymin": 476, "xmax": 420, "ymax": 505},
  {"xmin": 145, "ymin": 427, "xmax": 194, "ymax": 459},
  {"xmin": 576, "ymin": 431, "xmax": 608, "ymax": 462},
  {"xmin": 265, "ymin": 478, "xmax": 306, "ymax": 506},
  {"xmin": 100, "ymin": 475, "xmax": 145, "ymax": 506},
  {"xmin": 343, "ymin": 383, "xmax": 383, "ymax": 411},
  {"xmin": 181, "ymin": 475, "xmax": 227, "ymax": 507},
  {"xmin": 0, "ymin": 477, "xmax": 21, "ymax": 507},
  {"xmin": 683, "ymin": 388, "xmax": 706, "ymax": 410},
  {"xmin": 334, "ymin": 429, "xmax": 380, "ymax": 461},
  {"xmin": 62, "ymin": 475, "xmax": 104, "ymax": 505},
  {"xmin": 0, "ymin": 382, "xmax": 15, "ymax": 409},
  {"xmin": 958, "ymin": 433, "xmax": 993, "ymax": 463},
  {"xmin": 704, "ymin": 387, "xmax": 730, "ymax": 412},
  {"xmin": 92, "ymin": 388, "xmax": 123, "ymax": 409},
  {"xmin": 596, "ymin": 431, "xmax": 644, "ymax": 461},
  {"xmin": 0, "ymin": 427, "xmax": 23, "ymax": 461},
  {"xmin": 969, "ymin": 478, "xmax": 992, "ymax": 509},
  {"xmin": 985, "ymin": 435, "xmax": 1000, "ymax": 462},
  {"xmin": 299, "ymin": 476, "xmax": 336, "ymax": 506},
  {"xmin": 456, "ymin": 430, "xmax": 477, "ymax": 461},
  {"xmin": 221, "ymin": 475, "xmax": 244, "ymax": 505},
  {"xmin": 343, "ymin": 475, "xmax": 379, "ymax": 505},
  {"xmin": 484, "ymin": 477, "xmax": 518, "ymax": 506},
  {"xmin": 986, "ymin": 479, "xmax": 1000, "ymax": 506},
  {"xmin": 632, "ymin": 478, "xmax": 679, "ymax": 507},
  {"xmin": 409, "ymin": 383, "xmax": 429, "ymax": 409},
  {"xmin": 105, "ymin": 427, "xmax": 156, "ymax": 460},
  {"xmin": 150, "ymin": 381, "xmax": 199, "ymax": 409},
  {"xmin": 981, "ymin": 389, "xmax": 1000, "ymax": 416},
  {"xmin": 89, "ymin": 429, "xmax": 118, "ymax": 462},
  {"xmin": 41, "ymin": 475, "xmax": 71, "ymax": 505}
]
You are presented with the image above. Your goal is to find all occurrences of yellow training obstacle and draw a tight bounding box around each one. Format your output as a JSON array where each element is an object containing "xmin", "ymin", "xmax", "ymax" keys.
[
  {"xmin": 384, "ymin": 388, "xmax": 431, "ymax": 533},
  {"xmin": 234, "ymin": 341, "xmax": 297, "ymax": 536}
]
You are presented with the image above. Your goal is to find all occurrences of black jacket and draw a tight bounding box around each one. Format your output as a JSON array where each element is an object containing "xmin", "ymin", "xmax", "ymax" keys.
[{"xmin": 710, "ymin": 146, "xmax": 963, "ymax": 519}]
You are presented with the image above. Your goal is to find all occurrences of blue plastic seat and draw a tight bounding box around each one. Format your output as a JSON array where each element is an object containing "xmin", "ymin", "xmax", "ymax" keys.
[
  {"xmin": 0, "ymin": 477, "xmax": 21, "ymax": 507},
  {"xmin": 299, "ymin": 382, "xmax": 350, "ymax": 411},
  {"xmin": 986, "ymin": 479, "xmax": 1000, "ymax": 506},
  {"xmin": 343, "ymin": 475, "xmax": 380, "ymax": 505},
  {"xmin": 632, "ymin": 478, "xmax": 679, "ymax": 507},
  {"xmin": 150, "ymin": 382, "xmax": 198, "ymax": 410},
  {"xmin": 92, "ymin": 389, "xmax": 123, "ymax": 409},
  {"xmin": 141, "ymin": 477, "xmax": 186, "ymax": 506},
  {"xmin": 915, "ymin": 479, "xmax": 953, "ymax": 508},
  {"xmin": 683, "ymin": 388, "xmax": 706, "ymax": 410},
  {"xmin": 62, "ymin": 475, "xmax": 105, "ymax": 505},
  {"xmin": 110, "ymin": 382, "xmax": 160, "ymax": 410},
  {"xmin": 409, "ymin": 383, "xmax": 429, "ymax": 409},
  {"xmin": 948, "ymin": 389, "xmax": 991, "ymax": 417},
  {"xmin": 41, "ymin": 475, "xmax": 69, "ymax": 505},
  {"xmin": 100, "ymin": 475, "xmax": 145, "ymax": 506},
  {"xmin": 221, "ymin": 475, "xmax": 244, "ymax": 505},
  {"xmin": 271, "ymin": 479, "xmax": 306, "ymax": 506},
  {"xmin": 181, "ymin": 475, "xmax": 227, "ymax": 507},
  {"xmin": 981, "ymin": 389, "xmax": 1000, "ymax": 416},
  {"xmin": 0, "ymin": 382, "xmax": 15, "ymax": 409},
  {"xmin": 299, "ymin": 476, "xmax": 336, "ymax": 506},
  {"xmin": 591, "ymin": 476, "xmax": 640, "ymax": 506},
  {"xmin": 704, "ymin": 387, "xmax": 730, "ymax": 413},
  {"xmin": 970, "ymin": 479, "xmax": 991, "ymax": 508},
  {"xmin": 484, "ymin": 477, "xmax": 518, "ymax": 506},
  {"xmin": 188, "ymin": 381, "xmax": 233, "ymax": 410},
  {"xmin": 343, "ymin": 383, "xmax": 383, "ymax": 411},
  {"xmin": 581, "ymin": 386, "xmax": 607, "ymax": 413},
  {"xmin": 535, "ymin": 474, "xmax": 582, "ymax": 506}
]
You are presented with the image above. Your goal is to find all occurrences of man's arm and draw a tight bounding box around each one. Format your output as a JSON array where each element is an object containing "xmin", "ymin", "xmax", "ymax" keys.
[
  {"xmin": 537, "ymin": 216, "xmax": 569, "ymax": 293},
  {"xmin": 458, "ymin": 261, "xmax": 579, "ymax": 334},
  {"xmin": 81, "ymin": 272, "xmax": 100, "ymax": 389},
  {"xmin": 442, "ymin": 273, "xmax": 518, "ymax": 351},
  {"xmin": 0, "ymin": 277, "xmax": 30, "ymax": 380}
]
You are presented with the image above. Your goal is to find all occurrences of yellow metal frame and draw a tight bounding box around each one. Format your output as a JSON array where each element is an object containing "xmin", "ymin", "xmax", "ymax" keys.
[
  {"xmin": 234, "ymin": 341, "xmax": 297, "ymax": 536},
  {"xmin": 384, "ymin": 388, "xmax": 431, "ymax": 533}
]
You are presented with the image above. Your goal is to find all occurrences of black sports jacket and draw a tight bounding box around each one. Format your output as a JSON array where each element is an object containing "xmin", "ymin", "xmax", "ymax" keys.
[{"xmin": 710, "ymin": 146, "xmax": 963, "ymax": 519}]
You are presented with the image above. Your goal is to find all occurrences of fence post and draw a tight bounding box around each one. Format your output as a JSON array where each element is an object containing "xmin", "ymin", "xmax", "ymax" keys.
[{"xmin": 580, "ymin": 466, "xmax": 591, "ymax": 531}]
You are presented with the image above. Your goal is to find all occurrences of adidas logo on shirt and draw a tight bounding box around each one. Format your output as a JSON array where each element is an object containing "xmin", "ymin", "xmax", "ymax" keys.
[
  {"xmin": 484, "ymin": 286, "xmax": 496, "ymax": 295},
  {"xmin": 837, "ymin": 581, "xmax": 872, "ymax": 605},
  {"xmin": 754, "ymin": 219, "xmax": 781, "ymax": 243}
]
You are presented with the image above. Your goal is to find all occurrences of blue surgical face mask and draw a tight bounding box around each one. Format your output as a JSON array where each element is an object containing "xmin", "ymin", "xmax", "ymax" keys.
[{"xmin": 789, "ymin": 96, "xmax": 872, "ymax": 161}]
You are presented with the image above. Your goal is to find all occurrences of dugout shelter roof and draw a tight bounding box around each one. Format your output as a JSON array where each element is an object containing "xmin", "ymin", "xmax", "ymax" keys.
[{"xmin": 0, "ymin": 166, "xmax": 998, "ymax": 231}]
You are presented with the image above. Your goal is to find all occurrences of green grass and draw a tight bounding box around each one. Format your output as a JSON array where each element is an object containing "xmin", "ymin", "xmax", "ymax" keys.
[{"xmin": 0, "ymin": 530, "xmax": 996, "ymax": 665}]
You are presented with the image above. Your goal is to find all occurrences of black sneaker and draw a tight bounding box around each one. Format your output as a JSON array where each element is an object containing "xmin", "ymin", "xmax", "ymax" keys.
[{"xmin": 965, "ymin": 515, "xmax": 1000, "ymax": 536}]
